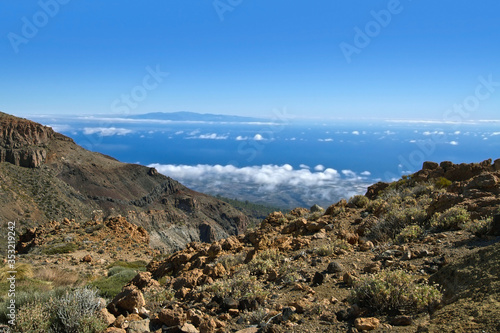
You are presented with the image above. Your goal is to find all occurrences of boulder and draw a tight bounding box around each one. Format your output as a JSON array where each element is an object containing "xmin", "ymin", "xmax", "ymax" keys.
[
  {"xmin": 158, "ymin": 308, "xmax": 186, "ymax": 327},
  {"xmin": 128, "ymin": 271, "xmax": 160, "ymax": 291},
  {"xmin": 354, "ymin": 317, "xmax": 380, "ymax": 331},
  {"xmin": 126, "ymin": 319, "xmax": 150, "ymax": 333},
  {"xmin": 365, "ymin": 182, "xmax": 389, "ymax": 200},
  {"xmin": 108, "ymin": 286, "xmax": 145, "ymax": 315},
  {"xmin": 327, "ymin": 261, "xmax": 344, "ymax": 274}
]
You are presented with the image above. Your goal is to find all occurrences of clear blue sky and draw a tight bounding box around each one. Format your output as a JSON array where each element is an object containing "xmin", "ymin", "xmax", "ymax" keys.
[{"xmin": 1, "ymin": 0, "xmax": 499, "ymax": 120}]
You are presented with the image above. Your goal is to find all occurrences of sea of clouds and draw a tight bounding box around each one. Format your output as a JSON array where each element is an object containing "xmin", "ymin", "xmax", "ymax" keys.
[{"xmin": 149, "ymin": 163, "xmax": 372, "ymax": 208}]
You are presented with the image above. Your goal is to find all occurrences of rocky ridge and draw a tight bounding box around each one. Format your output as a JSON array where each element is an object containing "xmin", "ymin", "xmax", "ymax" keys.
[{"xmin": 0, "ymin": 112, "xmax": 249, "ymax": 252}]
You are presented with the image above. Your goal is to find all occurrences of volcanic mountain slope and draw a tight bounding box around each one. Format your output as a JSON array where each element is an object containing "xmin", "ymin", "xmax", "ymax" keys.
[
  {"xmin": 0, "ymin": 111, "xmax": 248, "ymax": 251},
  {"xmin": 99, "ymin": 159, "xmax": 498, "ymax": 333}
]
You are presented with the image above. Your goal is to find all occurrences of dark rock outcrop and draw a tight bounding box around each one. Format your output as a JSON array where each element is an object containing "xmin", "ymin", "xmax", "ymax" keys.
[{"xmin": 0, "ymin": 112, "xmax": 56, "ymax": 167}]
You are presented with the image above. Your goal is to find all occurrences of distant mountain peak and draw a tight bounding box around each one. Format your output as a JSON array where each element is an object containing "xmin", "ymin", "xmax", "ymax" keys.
[{"xmin": 128, "ymin": 111, "xmax": 269, "ymax": 123}]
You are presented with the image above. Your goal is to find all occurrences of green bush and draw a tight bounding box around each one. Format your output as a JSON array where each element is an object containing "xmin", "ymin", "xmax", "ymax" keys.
[
  {"xmin": 350, "ymin": 270, "xmax": 441, "ymax": 314},
  {"xmin": 461, "ymin": 217, "xmax": 492, "ymax": 236},
  {"xmin": 107, "ymin": 260, "xmax": 147, "ymax": 270},
  {"xmin": 366, "ymin": 198, "xmax": 387, "ymax": 215},
  {"xmin": 435, "ymin": 177, "xmax": 452, "ymax": 189},
  {"xmin": 42, "ymin": 242, "xmax": 78, "ymax": 255},
  {"xmin": 89, "ymin": 268, "xmax": 137, "ymax": 298},
  {"xmin": 349, "ymin": 195, "xmax": 369, "ymax": 208},
  {"xmin": 430, "ymin": 206, "xmax": 470, "ymax": 231},
  {"xmin": 396, "ymin": 225, "xmax": 424, "ymax": 243}
]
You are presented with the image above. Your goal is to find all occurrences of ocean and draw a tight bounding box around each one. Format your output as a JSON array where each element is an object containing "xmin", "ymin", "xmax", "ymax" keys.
[{"xmin": 34, "ymin": 114, "xmax": 500, "ymax": 209}]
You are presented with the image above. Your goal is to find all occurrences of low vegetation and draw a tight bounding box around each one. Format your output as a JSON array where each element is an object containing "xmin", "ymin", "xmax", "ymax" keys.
[
  {"xmin": 13, "ymin": 287, "xmax": 107, "ymax": 333},
  {"xmin": 89, "ymin": 260, "xmax": 147, "ymax": 298},
  {"xmin": 350, "ymin": 270, "xmax": 442, "ymax": 314}
]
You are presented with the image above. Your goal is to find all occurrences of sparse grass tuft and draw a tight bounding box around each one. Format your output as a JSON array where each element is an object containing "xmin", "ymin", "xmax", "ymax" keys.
[
  {"xmin": 215, "ymin": 253, "xmax": 246, "ymax": 271},
  {"xmin": 201, "ymin": 269, "xmax": 269, "ymax": 302},
  {"xmin": 315, "ymin": 239, "xmax": 350, "ymax": 256},
  {"xmin": 247, "ymin": 249, "xmax": 283, "ymax": 275},
  {"xmin": 34, "ymin": 267, "xmax": 79, "ymax": 287},
  {"xmin": 0, "ymin": 263, "xmax": 33, "ymax": 281}
]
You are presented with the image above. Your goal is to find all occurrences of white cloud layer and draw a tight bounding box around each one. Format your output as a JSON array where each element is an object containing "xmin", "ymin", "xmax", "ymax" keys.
[
  {"xmin": 83, "ymin": 127, "xmax": 132, "ymax": 136},
  {"xmin": 189, "ymin": 133, "xmax": 229, "ymax": 140},
  {"xmin": 149, "ymin": 163, "xmax": 372, "ymax": 208}
]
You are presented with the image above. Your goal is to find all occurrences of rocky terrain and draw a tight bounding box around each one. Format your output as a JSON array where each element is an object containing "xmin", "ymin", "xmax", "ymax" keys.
[
  {"xmin": 0, "ymin": 112, "xmax": 249, "ymax": 252},
  {"xmin": 4, "ymin": 158, "xmax": 499, "ymax": 332}
]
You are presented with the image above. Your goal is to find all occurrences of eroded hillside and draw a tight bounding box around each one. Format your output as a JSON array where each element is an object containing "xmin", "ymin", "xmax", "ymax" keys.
[{"xmin": 0, "ymin": 112, "xmax": 249, "ymax": 252}]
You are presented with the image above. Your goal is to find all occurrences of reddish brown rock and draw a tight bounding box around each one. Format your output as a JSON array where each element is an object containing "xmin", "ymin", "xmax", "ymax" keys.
[
  {"xmin": 158, "ymin": 307, "xmax": 186, "ymax": 327},
  {"xmin": 108, "ymin": 285, "xmax": 145, "ymax": 315},
  {"xmin": 354, "ymin": 317, "xmax": 380, "ymax": 331}
]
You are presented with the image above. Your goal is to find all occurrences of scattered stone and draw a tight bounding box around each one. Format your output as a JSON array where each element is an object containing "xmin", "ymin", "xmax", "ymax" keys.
[
  {"xmin": 282, "ymin": 307, "xmax": 295, "ymax": 321},
  {"xmin": 128, "ymin": 271, "xmax": 161, "ymax": 291},
  {"xmin": 343, "ymin": 272, "xmax": 358, "ymax": 286},
  {"xmin": 126, "ymin": 319, "xmax": 150, "ymax": 333},
  {"xmin": 158, "ymin": 308, "xmax": 186, "ymax": 327},
  {"xmin": 235, "ymin": 327, "xmax": 259, "ymax": 333},
  {"xmin": 222, "ymin": 297, "xmax": 239, "ymax": 311},
  {"xmin": 312, "ymin": 271, "xmax": 324, "ymax": 285},
  {"xmin": 81, "ymin": 254, "xmax": 93, "ymax": 263},
  {"xmin": 359, "ymin": 241, "xmax": 374, "ymax": 252},
  {"xmin": 108, "ymin": 285, "xmax": 145, "ymax": 315},
  {"xmin": 354, "ymin": 317, "xmax": 380, "ymax": 331},
  {"xmin": 99, "ymin": 307, "xmax": 116, "ymax": 326},
  {"xmin": 114, "ymin": 315, "xmax": 128, "ymax": 329},
  {"xmin": 402, "ymin": 249, "xmax": 412, "ymax": 261},
  {"xmin": 180, "ymin": 323, "xmax": 199, "ymax": 333},
  {"xmin": 310, "ymin": 204, "xmax": 324, "ymax": 213},
  {"xmin": 289, "ymin": 300, "xmax": 310, "ymax": 314},
  {"xmin": 228, "ymin": 308, "xmax": 239, "ymax": 316},
  {"xmin": 327, "ymin": 261, "xmax": 344, "ymax": 274},
  {"xmin": 363, "ymin": 262, "xmax": 381, "ymax": 274},
  {"xmin": 104, "ymin": 328, "xmax": 126, "ymax": 333}
]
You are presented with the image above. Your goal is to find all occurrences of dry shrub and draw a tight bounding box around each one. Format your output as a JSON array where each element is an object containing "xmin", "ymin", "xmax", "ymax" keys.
[
  {"xmin": 349, "ymin": 195, "xmax": 369, "ymax": 208},
  {"xmin": 430, "ymin": 206, "xmax": 470, "ymax": 231},
  {"xmin": 350, "ymin": 270, "xmax": 441, "ymax": 314}
]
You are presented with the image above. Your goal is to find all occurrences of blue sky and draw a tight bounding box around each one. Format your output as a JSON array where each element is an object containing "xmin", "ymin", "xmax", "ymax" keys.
[{"xmin": 1, "ymin": 0, "xmax": 499, "ymax": 120}]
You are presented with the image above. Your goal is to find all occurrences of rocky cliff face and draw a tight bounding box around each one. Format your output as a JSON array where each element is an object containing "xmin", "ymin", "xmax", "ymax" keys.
[
  {"xmin": 0, "ymin": 112, "xmax": 249, "ymax": 252},
  {"xmin": 0, "ymin": 112, "xmax": 56, "ymax": 167}
]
